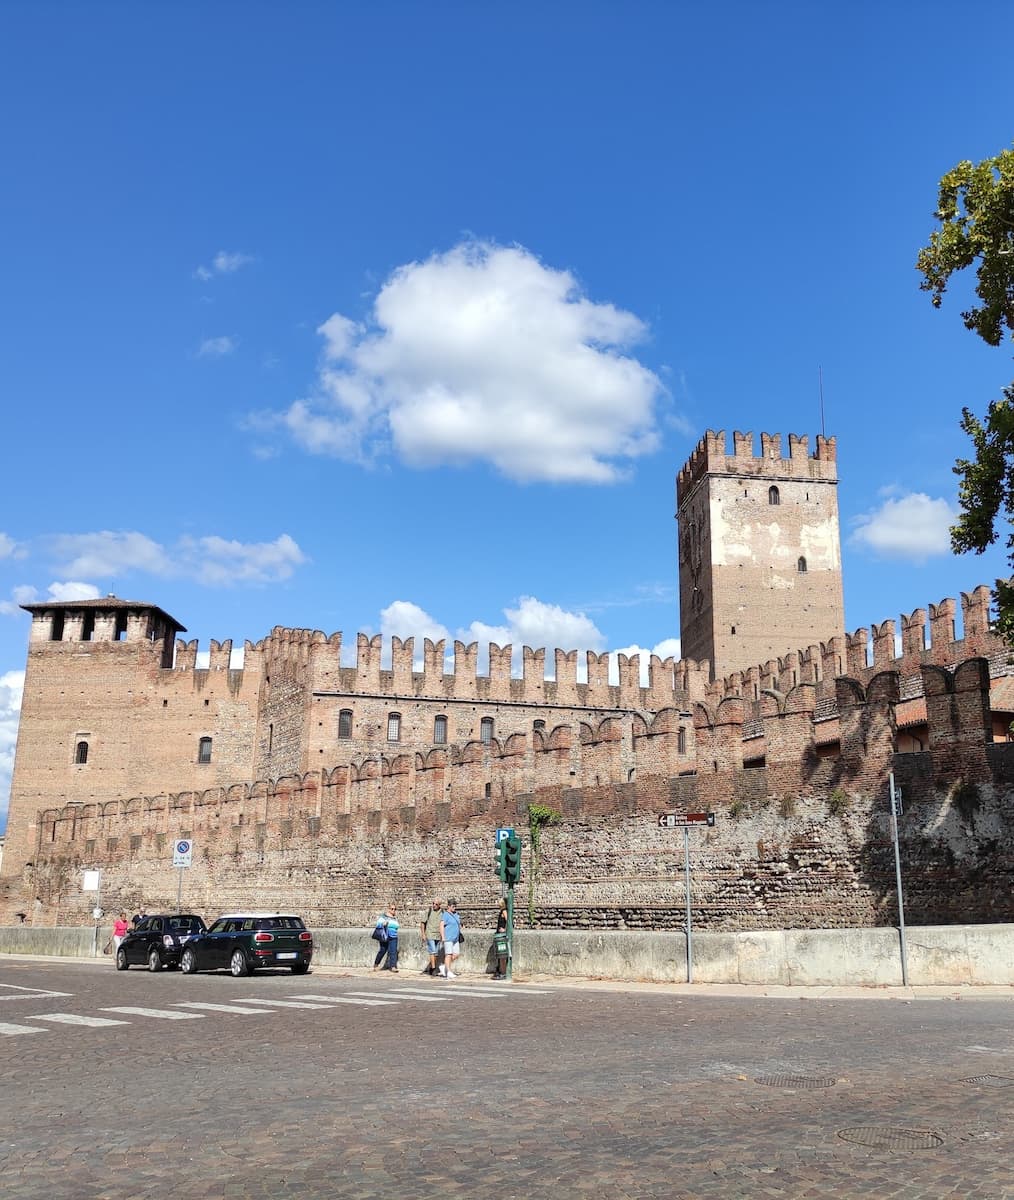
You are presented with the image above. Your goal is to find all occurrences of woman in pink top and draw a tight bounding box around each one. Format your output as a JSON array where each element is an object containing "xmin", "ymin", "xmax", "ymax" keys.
[{"xmin": 112, "ymin": 911, "xmax": 129, "ymax": 953}]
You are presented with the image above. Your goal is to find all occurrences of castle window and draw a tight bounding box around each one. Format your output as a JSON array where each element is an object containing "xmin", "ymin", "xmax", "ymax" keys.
[
  {"xmin": 115, "ymin": 611, "xmax": 128, "ymax": 640},
  {"xmin": 268, "ymin": 723, "xmax": 274, "ymax": 753},
  {"xmin": 75, "ymin": 740, "xmax": 89, "ymax": 765},
  {"xmin": 51, "ymin": 611, "xmax": 64, "ymax": 641},
  {"xmin": 338, "ymin": 709, "xmax": 353, "ymax": 739},
  {"xmin": 533, "ymin": 719, "xmax": 545, "ymax": 732},
  {"xmin": 480, "ymin": 717, "xmax": 494, "ymax": 744},
  {"xmin": 797, "ymin": 556, "xmax": 807, "ymax": 573},
  {"xmin": 484, "ymin": 782, "xmax": 492, "ymax": 799},
  {"xmin": 731, "ymin": 626, "xmax": 736, "ymax": 635},
  {"xmin": 198, "ymin": 736, "xmax": 213, "ymax": 764},
  {"xmin": 433, "ymin": 715, "xmax": 447, "ymax": 744},
  {"xmin": 81, "ymin": 611, "xmax": 95, "ymax": 641},
  {"xmin": 768, "ymin": 485, "xmax": 780, "ymax": 505},
  {"xmin": 163, "ymin": 699, "xmax": 168, "ymax": 708},
  {"xmin": 387, "ymin": 712, "xmax": 401, "ymax": 742},
  {"xmin": 677, "ymin": 727, "xmax": 686, "ymax": 755}
]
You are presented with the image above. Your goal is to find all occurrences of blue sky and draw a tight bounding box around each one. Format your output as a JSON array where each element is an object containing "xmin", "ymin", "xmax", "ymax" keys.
[{"xmin": 2, "ymin": 2, "xmax": 1012, "ymax": 831}]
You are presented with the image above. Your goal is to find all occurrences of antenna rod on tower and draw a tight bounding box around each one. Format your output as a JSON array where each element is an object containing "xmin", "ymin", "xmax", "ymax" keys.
[{"xmin": 818, "ymin": 365, "xmax": 826, "ymax": 438}]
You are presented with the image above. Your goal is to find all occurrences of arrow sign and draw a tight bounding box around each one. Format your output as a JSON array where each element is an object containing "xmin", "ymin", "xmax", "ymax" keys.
[{"xmin": 658, "ymin": 812, "xmax": 716, "ymax": 829}]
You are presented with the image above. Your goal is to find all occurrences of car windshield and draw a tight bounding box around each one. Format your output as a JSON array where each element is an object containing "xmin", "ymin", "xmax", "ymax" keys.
[{"xmin": 169, "ymin": 916, "xmax": 204, "ymax": 932}]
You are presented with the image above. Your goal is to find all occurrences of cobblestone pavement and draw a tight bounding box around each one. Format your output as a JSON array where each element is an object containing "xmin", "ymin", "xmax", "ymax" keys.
[{"xmin": 1, "ymin": 958, "xmax": 1012, "ymax": 1199}]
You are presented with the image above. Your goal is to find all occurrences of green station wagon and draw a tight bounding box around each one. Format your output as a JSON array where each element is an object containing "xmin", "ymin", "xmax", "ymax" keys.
[{"xmin": 179, "ymin": 912, "xmax": 313, "ymax": 977}]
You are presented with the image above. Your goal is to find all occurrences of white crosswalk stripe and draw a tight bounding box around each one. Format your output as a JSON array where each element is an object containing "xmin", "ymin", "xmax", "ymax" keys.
[
  {"xmin": 384, "ymin": 988, "xmax": 488, "ymax": 999},
  {"xmin": 101, "ymin": 1006, "xmax": 204, "ymax": 1020},
  {"xmin": 30, "ymin": 1012, "xmax": 130, "ymax": 1027},
  {"xmin": 174, "ymin": 1002, "xmax": 274, "ymax": 1014},
  {"xmin": 346, "ymin": 990, "xmax": 450, "ymax": 1002},
  {"xmin": 228, "ymin": 998, "xmax": 334, "ymax": 1009},
  {"xmin": 0, "ymin": 1021, "xmax": 44, "ymax": 1036},
  {"xmin": 447, "ymin": 985, "xmax": 550, "ymax": 995},
  {"xmin": 291, "ymin": 994, "xmax": 399, "ymax": 1007}
]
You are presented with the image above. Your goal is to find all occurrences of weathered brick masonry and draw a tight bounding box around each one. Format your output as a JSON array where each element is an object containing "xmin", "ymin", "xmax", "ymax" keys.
[{"xmin": 2, "ymin": 430, "xmax": 1012, "ymax": 929}]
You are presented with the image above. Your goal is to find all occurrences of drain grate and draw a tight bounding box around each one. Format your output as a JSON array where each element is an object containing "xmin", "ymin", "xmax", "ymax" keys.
[
  {"xmin": 754, "ymin": 1074, "xmax": 836, "ymax": 1089},
  {"xmin": 837, "ymin": 1127, "xmax": 943, "ymax": 1151},
  {"xmin": 963, "ymin": 1074, "xmax": 1014, "ymax": 1088}
]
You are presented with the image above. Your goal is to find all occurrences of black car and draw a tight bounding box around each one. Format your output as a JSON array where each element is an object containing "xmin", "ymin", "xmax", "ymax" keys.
[
  {"xmin": 116, "ymin": 913, "xmax": 207, "ymax": 972},
  {"xmin": 179, "ymin": 913, "xmax": 313, "ymax": 977}
]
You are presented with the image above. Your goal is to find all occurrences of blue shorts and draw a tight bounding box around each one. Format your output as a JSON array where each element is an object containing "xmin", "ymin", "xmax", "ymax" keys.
[{"xmin": 426, "ymin": 938, "xmax": 440, "ymax": 954}]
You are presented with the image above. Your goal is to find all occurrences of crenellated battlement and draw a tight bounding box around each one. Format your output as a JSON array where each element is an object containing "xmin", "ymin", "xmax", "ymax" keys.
[
  {"xmin": 676, "ymin": 428, "xmax": 838, "ymax": 508},
  {"xmin": 166, "ymin": 627, "xmax": 711, "ymax": 708},
  {"xmin": 710, "ymin": 584, "xmax": 1010, "ymax": 713}
]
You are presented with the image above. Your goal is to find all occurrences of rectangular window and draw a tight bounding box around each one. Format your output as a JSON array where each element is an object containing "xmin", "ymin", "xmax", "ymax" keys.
[
  {"xmin": 338, "ymin": 709, "xmax": 353, "ymax": 739},
  {"xmin": 433, "ymin": 715, "xmax": 447, "ymax": 744},
  {"xmin": 480, "ymin": 717, "xmax": 494, "ymax": 744},
  {"xmin": 198, "ymin": 737, "xmax": 212, "ymax": 764},
  {"xmin": 387, "ymin": 712, "xmax": 401, "ymax": 742}
]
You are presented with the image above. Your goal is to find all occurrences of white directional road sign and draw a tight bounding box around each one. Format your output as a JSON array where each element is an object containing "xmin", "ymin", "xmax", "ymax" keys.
[
  {"xmin": 173, "ymin": 838, "xmax": 193, "ymax": 868},
  {"xmin": 657, "ymin": 812, "xmax": 715, "ymax": 829}
]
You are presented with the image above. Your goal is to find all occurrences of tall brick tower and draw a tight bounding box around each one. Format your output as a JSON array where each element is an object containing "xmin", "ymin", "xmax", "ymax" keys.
[{"xmin": 675, "ymin": 431, "xmax": 845, "ymax": 679}]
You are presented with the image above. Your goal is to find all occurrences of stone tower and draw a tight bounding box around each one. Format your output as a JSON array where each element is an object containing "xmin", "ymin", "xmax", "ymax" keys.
[
  {"xmin": 675, "ymin": 431, "xmax": 845, "ymax": 679},
  {"xmin": 0, "ymin": 596, "xmax": 259, "ymax": 884}
]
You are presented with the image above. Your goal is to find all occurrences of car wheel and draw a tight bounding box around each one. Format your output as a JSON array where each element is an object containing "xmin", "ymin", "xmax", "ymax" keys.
[
  {"xmin": 180, "ymin": 947, "xmax": 197, "ymax": 975},
  {"xmin": 290, "ymin": 962, "xmax": 310, "ymax": 975},
  {"xmin": 147, "ymin": 948, "xmax": 162, "ymax": 972},
  {"xmin": 115, "ymin": 947, "xmax": 129, "ymax": 971},
  {"xmin": 230, "ymin": 948, "xmax": 251, "ymax": 977}
]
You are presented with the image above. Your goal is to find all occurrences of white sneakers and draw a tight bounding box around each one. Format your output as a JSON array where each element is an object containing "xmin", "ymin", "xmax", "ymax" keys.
[
  {"xmin": 438, "ymin": 964, "xmax": 447, "ymax": 977},
  {"xmin": 446, "ymin": 970, "xmax": 457, "ymax": 979}
]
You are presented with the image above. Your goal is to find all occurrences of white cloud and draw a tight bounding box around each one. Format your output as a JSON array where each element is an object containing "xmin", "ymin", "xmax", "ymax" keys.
[
  {"xmin": 194, "ymin": 250, "xmax": 254, "ymax": 281},
  {"xmin": 179, "ymin": 534, "xmax": 308, "ymax": 586},
  {"xmin": 609, "ymin": 637, "xmax": 682, "ymax": 685},
  {"xmin": 380, "ymin": 601, "xmax": 451, "ymax": 645},
  {"xmin": 0, "ymin": 581, "xmax": 101, "ymax": 616},
  {"xmin": 849, "ymin": 492, "xmax": 957, "ymax": 562},
  {"xmin": 260, "ymin": 240, "xmax": 667, "ymax": 483},
  {"xmin": 45, "ymin": 531, "xmax": 307, "ymax": 588},
  {"xmin": 0, "ymin": 669, "xmax": 25, "ymax": 834},
  {"xmin": 47, "ymin": 581, "xmax": 102, "ymax": 602},
  {"xmin": 0, "ymin": 533, "xmax": 19, "ymax": 560},
  {"xmin": 198, "ymin": 335, "xmax": 238, "ymax": 358}
]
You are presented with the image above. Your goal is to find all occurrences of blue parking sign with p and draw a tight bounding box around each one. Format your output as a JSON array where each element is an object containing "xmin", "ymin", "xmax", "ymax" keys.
[{"xmin": 495, "ymin": 827, "xmax": 514, "ymax": 844}]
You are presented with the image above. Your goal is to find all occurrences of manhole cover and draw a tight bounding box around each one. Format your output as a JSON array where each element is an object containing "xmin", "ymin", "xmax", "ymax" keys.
[
  {"xmin": 837, "ymin": 1127, "xmax": 943, "ymax": 1151},
  {"xmin": 963, "ymin": 1074, "xmax": 1014, "ymax": 1088},
  {"xmin": 754, "ymin": 1074, "xmax": 836, "ymax": 1089}
]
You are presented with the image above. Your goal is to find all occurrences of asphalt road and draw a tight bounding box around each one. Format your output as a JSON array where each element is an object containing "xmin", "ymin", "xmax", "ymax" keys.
[{"xmin": 1, "ymin": 957, "xmax": 1012, "ymax": 1199}]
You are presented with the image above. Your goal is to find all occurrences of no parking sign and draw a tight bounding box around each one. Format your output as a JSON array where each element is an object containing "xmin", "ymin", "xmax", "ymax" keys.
[{"xmin": 173, "ymin": 839, "xmax": 193, "ymax": 868}]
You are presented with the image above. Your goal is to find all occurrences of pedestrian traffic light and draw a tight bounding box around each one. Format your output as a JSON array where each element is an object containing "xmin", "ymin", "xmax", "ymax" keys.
[
  {"xmin": 493, "ymin": 839, "xmax": 507, "ymax": 881},
  {"xmin": 503, "ymin": 834, "xmax": 522, "ymax": 885}
]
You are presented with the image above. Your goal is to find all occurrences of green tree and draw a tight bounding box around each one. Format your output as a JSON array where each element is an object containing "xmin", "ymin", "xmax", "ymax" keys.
[{"xmin": 917, "ymin": 146, "xmax": 1014, "ymax": 640}]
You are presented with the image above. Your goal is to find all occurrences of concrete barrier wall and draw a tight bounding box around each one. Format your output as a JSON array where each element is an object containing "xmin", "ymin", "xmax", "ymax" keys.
[{"xmin": 2, "ymin": 924, "xmax": 1013, "ymax": 985}]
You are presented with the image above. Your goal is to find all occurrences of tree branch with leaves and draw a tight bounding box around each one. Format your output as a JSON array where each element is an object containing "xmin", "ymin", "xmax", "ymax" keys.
[{"xmin": 917, "ymin": 145, "xmax": 1014, "ymax": 640}]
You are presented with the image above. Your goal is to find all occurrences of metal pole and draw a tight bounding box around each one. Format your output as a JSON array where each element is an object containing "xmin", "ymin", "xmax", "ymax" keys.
[
  {"xmin": 505, "ymin": 882, "xmax": 514, "ymax": 981},
  {"xmin": 889, "ymin": 772, "xmax": 909, "ymax": 986},
  {"xmin": 684, "ymin": 824, "xmax": 693, "ymax": 983},
  {"xmin": 177, "ymin": 866, "xmax": 183, "ymax": 912}
]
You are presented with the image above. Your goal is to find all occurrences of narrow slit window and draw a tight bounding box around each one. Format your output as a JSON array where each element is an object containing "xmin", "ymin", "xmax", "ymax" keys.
[
  {"xmin": 480, "ymin": 717, "xmax": 494, "ymax": 744},
  {"xmin": 387, "ymin": 712, "xmax": 401, "ymax": 742},
  {"xmin": 797, "ymin": 556, "xmax": 807, "ymax": 573},
  {"xmin": 338, "ymin": 709, "xmax": 353, "ymax": 739},
  {"xmin": 198, "ymin": 736, "xmax": 212, "ymax": 764},
  {"xmin": 75, "ymin": 740, "xmax": 89, "ymax": 765},
  {"xmin": 677, "ymin": 728, "xmax": 686, "ymax": 755},
  {"xmin": 768, "ymin": 485, "xmax": 780, "ymax": 505},
  {"xmin": 433, "ymin": 714, "xmax": 447, "ymax": 744}
]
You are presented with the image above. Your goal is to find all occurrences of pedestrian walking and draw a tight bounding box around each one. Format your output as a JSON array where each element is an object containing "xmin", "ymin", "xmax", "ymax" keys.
[
  {"xmin": 493, "ymin": 898, "xmax": 509, "ymax": 979},
  {"xmin": 419, "ymin": 896, "xmax": 444, "ymax": 976},
  {"xmin": 112, "ymin": 911, "xmax": 129, "ymax": 954},
  {"xmin": 438, "ymin": 898, "xmax": 462, "ymax": 978},
  {"xmin": 372, "ymin": 905, "xmax": 400, "ymax": 971}
]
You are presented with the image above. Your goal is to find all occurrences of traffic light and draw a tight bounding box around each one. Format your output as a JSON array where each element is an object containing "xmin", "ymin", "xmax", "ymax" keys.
[
  {"xmin": 493, "ymin": 839, "xmax": 507, "ymax": 881},
  {"xmin": 503, "ymin": 834, "xmax": 522, "ymax": 885}
]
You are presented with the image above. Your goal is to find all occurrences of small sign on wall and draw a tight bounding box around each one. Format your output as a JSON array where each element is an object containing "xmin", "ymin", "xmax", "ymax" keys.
[{"xmin": 173, "ymin": 839, "xmax": 193, "ymax": 868}]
